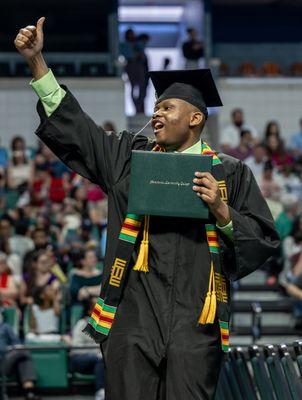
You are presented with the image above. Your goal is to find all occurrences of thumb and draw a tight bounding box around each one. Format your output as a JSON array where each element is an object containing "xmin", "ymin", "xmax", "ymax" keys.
[{"xmin": 36, "ymin": 17, "xmax": 45, "ymax": 34}]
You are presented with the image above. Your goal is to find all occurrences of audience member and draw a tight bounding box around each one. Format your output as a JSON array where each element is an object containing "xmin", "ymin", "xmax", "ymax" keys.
[
  {"xmin": 265, "ymin": 132, "xmax": 293, "ymax": 171},
  {"xmin": 227, "ymin": 129, "xmax": 253, "ymax": 161},
  {"xmin": 27, "ymin": 285, "xmax": 60, "ymax": 338},
  {"xmin": 0, "ymin": 308, "xmax": 40, "ymax": 400},
  {"xmin": 70, "ymin": 249, "xmax": 102, "ymax": 304},
  {"xmin": 182, "ymin": 28, "xmax": 204, "ymax": 69},
  {"xmin": 244, "ymin": 143, "xmax": 267, "ymax": 183},
  {"xmin": 7, "ymin": 149, "xmax": 34, "ymax": 194},
  {"xmin": 0, "ymin": 252, "xmax": 18, "ymax": 307},
  {"xmin": 289, "ymin": 118, "xmax": 302, "ymax": 158},
  {"xmin": 220, "ymin": 108, "xmax": 258, "ymax": 152},
  {"xmin": 20, "ymin": 250, "xmax": 60, "ymax": 306}
]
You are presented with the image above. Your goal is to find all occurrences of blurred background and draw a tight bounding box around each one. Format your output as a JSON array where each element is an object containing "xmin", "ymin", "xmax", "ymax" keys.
[{"xmin": 1, "ymin": 0, "xmax": 302, "ymax": 399}]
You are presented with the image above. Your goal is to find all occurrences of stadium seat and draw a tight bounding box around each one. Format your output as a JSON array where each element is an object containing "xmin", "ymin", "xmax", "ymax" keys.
[
  {"xmin": 293, "ymin": 340, "xmax": 302, "ymax": 376},
  {"xmin": 223, "ymin": 350, "xmax": 244, "ymax": 399},
  {"xmin": 260, "ymin": 62, "xmax": 282, "ymax": 76},
  {"xmin": 278, "ymin": 344, "xmax": 302, "ymax": 399},
  {"xmin": 236, "ymin": 62, "xmax": 257, "ymax": 77},
  {"xmin": 215, "ymin": 362, "xmax": 235, "ymax": 400},
  {"xmin": 248, "ymin": 345, "xmax": 275, "ymax": 400},
  {"xmin": 30, "ymin": 346, "xmax": 69, "ymax": 388},
  {"xmin": 290, "ymin": 62, "xmax": 302, "ymax": 76},
  {"xmin": 231, "ymin": 348, "xmax": 258, "ymax": 400},
  {"xmin": 264, "ymin": 344, "xmax": 292, "ymax": 400}
]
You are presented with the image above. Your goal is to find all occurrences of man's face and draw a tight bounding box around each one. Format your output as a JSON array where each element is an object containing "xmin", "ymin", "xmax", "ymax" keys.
[
  {"xmin": 152, "ymin": 98, "xmax": 195, "ymax": 151},
  {"xmin": 0, "ymin": 220, "xmax": 11, "ymax": 238},
  {"xmin": 253, "ymin": 146, "xmax": 266, "ymax": 162},
  {"xmin": 232, "ymin": 111, "xmax": 244, "ymax": 127},
  {"xmin": 33, "ymin": 231, "xmax": 48, "ymax": 248}
]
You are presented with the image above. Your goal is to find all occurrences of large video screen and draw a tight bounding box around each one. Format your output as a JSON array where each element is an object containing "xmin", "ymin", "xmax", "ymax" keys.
[{"xmin": 1, "ymin": 0, "xmax": 117, "ymax": 52}]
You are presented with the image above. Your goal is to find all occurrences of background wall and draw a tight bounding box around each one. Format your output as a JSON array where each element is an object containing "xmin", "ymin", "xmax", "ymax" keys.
[{"xmin": 0, "ymin": 78, "xmax": 126, "ymax": 147}]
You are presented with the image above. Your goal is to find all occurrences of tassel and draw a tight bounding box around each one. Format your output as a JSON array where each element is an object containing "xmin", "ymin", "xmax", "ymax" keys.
[
  {"xmin": 198, "ymin": 291, "xmax": 212, "ymax": 324},
  {"xmin": 133, "ymin": 215, "xmax": 150, "ymax": 272},
  {"xmin": 198, "ymin": 262, "xmax": 216, "ymax": 325}
]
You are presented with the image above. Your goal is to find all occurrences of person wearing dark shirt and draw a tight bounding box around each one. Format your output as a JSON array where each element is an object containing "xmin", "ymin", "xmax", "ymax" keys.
[
  {"xmin": 182, "ymin": 27, "xmax": 204, "ymax": 69},
  {"xmin": 0, "ymin": 309, "xmax": 40, "ymax": 400}
]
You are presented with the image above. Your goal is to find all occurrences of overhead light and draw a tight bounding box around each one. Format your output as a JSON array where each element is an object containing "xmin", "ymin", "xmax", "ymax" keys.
[{"xmin": 118, "ymin": 6, "xmax": 184, "ymax": 22}]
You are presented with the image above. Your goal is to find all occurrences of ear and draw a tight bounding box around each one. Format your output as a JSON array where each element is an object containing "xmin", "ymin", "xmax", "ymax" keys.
[{"xmin": 189, "ymin": 111, "xmax": 204, "ymax": 129}]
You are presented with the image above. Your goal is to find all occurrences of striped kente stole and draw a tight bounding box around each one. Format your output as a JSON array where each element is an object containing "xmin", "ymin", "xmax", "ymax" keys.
[{"xmin": 84, "ymin": 141, "xmax": 230, "ymax": 351}]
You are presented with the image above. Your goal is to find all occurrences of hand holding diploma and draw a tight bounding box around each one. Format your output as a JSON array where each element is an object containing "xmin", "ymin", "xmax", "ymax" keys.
[{"xmin": 193, "ymin": 171, "xmax": 231, "ymax": 225}]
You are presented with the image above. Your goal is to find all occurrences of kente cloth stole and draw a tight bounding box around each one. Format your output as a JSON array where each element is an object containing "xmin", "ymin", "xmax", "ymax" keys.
[{"xmin": 83, "ymin": 141, "xmax": 230, "ymax": 352}]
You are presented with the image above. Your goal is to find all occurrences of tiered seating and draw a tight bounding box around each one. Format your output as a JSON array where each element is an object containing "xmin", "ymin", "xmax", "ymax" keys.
[{"xmin": 230, "ymin": 271, "xmax": 298, "ymax": 345}]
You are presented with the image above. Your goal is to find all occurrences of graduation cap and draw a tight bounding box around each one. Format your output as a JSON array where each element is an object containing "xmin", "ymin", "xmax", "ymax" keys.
[{"xmin": 149, "ymin": 69, "xmax": 223, "ymax": 119}]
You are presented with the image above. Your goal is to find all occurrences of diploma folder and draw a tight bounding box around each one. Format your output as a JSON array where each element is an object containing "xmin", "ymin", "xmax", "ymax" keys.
[{"xmin": 127, "ymin": 150, "xmax": 213, "ymax": 219}]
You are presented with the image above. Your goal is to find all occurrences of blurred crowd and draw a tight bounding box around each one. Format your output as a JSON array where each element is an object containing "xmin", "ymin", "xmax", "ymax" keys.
[
  {"xmin": 220, "ymin": 108, "xmax": 302, "ymax": 326},
  {"xmin": 0, "ymin": 131, "xmax": 108, "ymax": 399}
]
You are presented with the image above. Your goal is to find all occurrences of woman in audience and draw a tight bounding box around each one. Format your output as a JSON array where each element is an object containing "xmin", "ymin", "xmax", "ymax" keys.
[
  {"xmin": 27, "ymin": 285, "xmax": 60, "ymax": 338},
  {"xmin": 70, "ymin": 249, "xmax": 102, "ymax": 304},
  {"xmin": 0, "ymin": 252, "xmax": 18, "ymax": 306},
  {"xmin": 264, "ymin": 126, "xmax": 293, "ymax": 171},
  {"xmin": 7, "ymin": 148, "xmax": 34, "ymax": 194},
  {"xmin": 20, "ymin": 249, "xmax": 60, "ymax": 306}
]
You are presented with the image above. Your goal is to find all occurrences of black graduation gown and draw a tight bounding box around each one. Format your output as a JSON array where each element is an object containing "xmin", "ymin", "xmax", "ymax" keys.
[{"xmin": 35, "ymin": 88, "xmax": 280, "ymax": 400}]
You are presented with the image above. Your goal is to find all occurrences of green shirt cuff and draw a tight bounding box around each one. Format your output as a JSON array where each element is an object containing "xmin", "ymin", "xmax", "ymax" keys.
[
  {"xmin": 216, "ymin": 220, "xmax": 234, "ymax": 241},
  {"xmin": 30, "ymin": 69, "xmax": 66, "ymax": 117}
]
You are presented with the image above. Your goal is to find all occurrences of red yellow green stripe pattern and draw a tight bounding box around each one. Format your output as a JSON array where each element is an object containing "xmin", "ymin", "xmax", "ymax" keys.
[
  {"xmin": 119, "ymin": 214, "xmax": 142, "ymax": 244},
  {"xmin": 205, "ymin": 224, "xmax": 219, "ymax": 254},
  {"xmin": 88, "ymin": 297, "xmax": 117, "ymax": 335},
  {"xmin": 219, "ymin": 320, "xmax": 230, "ymax": 351},
  {"xmin": 201, "ymin": 142, "xmax": 222, "ymax": 166}
]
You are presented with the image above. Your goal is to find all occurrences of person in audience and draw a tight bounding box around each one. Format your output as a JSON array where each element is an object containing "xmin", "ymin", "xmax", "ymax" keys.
[
  {"xmin": 220, "ymin": 108, "xmax": 258, "ymax": 152},
  {"xmin": 244, "ymin": 143, "xmax": 267, "ymax": 183},
  {"xmin": 0, "ymin": 238, "xmax": 22, "ymax": 284},
  {"xmin": 182, "ymin": 27, "xmax": 204, "ymax": 69},
  {"xmin": 0, "ymin": 252, "xmax": 18, "ymax": 307},
  {"xmin": 23, "ymin": 228, "xmax": 50, "ymax": 273},
  {"xmin": 27, "ymin": 285, "xmax": 60, "ymax": 337},
  {"xmin": 289, "ymin": 118, "xmax": 302, "ymax": 159},
  {"xmin": 227, "ymin": 129, "xmax": 253, "ymax": 161},
  {"xmin": 263, "ymin": 120, "xmax": 281, "ymax": 141},
  {"xmin": 69, "ymin": 298, "xmax": 105, "ymax": 400},
  {"xmin": 0, "ymin": 138, "xmax": 8, "ymax": 168},
  {"xmin": 8, "ymin": 218, "xmax": 34, "ymax": 261},
  {"xmin": 70, "ymin": 249, "xmax": 102, "ymax": 304},
  {"xmin": 20, "ymin": 249, "xmax": 60, "ymax": 306},
  {"xmin": 0, "ymin": 308, "xmax": 41, "ymax": 400},
  {"xmin": 7, "ymin": 148, "xmax": 34, "ymax": 194},
  {"xmin": 265, "ymin": 133, "xmax": 293, "ymax": 172},
  {"xmin": 10, "ymin": 136, "xmax": 32, "ymax": 160}
]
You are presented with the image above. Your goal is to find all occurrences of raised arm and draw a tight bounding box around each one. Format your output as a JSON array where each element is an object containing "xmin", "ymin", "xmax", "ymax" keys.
[{"xmin": 14, "ymin": 18, "xmax": 149, "ymax": 193}]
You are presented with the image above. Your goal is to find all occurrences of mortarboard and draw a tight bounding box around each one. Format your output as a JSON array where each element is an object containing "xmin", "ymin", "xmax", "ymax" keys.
[{"xmin": 149, "ymin": 69, "xmax": 223, "ymax": 119}]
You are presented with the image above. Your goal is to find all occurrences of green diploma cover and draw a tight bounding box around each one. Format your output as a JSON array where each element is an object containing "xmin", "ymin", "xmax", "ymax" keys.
[{"xmin": 127, "ymin": 151, "xmax": 213, "ymax": 219}]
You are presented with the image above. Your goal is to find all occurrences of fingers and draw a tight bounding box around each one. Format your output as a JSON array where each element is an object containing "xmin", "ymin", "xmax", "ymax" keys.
[
  {"xmin": 20, "ymin": 27, "xmax": 36, "ymax": 43},
  {"xmin": 194, "ymin": 171, "xmax": 215, "ymax": 182},
  {"xmin": 193, "ymin": 176, "xmax": 216, "ymax": 190},
  {"xmin": 15, "ymin": 33, "xmax": 34, "ymax": 49}
]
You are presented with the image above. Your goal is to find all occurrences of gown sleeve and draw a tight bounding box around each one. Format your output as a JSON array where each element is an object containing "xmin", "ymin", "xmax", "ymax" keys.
[
  {"xmin": 34, "ymin": 86, "xmax": 148, "ymax": 194},
  {"xmin": 219, "ymin": 159, "xmax": 280, "ymax": 281}
]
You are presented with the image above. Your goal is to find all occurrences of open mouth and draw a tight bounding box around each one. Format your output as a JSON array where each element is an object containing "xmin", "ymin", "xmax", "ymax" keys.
[{"xmin": 153, "ymin": 121, "xmax": 165, "ymax": 134}]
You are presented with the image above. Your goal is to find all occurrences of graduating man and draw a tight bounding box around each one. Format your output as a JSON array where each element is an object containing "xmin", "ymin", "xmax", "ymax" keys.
[{"xmin": 15, "ymin": 18, "xmax": 280, "ymax": 400}]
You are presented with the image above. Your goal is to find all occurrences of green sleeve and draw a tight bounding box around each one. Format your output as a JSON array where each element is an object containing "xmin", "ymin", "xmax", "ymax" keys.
[
  {"xmin": 30, "ymin": 69, "xmax": 66, "ymax": 117},
  {"xmin": 216, "ymin": 220, "xmax": 234, "ymax": 241}
]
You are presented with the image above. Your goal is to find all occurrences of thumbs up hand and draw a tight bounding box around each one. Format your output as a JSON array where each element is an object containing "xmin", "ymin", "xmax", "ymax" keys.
[{"xmin": 14, "ymin": 17, "xmax": 45, "ymax": 60}]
